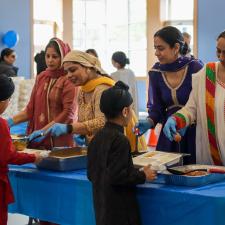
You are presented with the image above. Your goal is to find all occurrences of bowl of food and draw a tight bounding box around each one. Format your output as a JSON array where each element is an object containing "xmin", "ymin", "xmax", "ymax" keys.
[{"xmin": 11, "ymin": 134, "xmax": 29, "ymax": 151}]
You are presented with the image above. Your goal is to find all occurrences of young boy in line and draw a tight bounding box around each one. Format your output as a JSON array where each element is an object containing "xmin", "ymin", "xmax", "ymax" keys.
[
  {"xmin": 87, "ymin": 81, "xmax": 156, "ymax": 225},
  {"xmin": 0, "ymin": 74, "xmax": 43, "ymax": 225}
]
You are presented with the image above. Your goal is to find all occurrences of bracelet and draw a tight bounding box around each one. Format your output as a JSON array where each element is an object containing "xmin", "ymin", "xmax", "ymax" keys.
[{"xmin": 67, "ymin": 124, "xmax": 73, "ymax": 134}]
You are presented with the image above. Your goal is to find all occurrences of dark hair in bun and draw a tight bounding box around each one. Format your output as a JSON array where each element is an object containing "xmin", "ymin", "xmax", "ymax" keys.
[
  {"xmin": 154, "ymin": 26, "xmax": 188, "ymax": 56},
  {"xmin": 100, "ymin": 81, "xmax": 133, "ymax": 119},
  {"xmin": 115, "ymin": 80, "xmax": 129, "ymax": 91},
  {"xmin": 112, "ymin": 51, "xmax": 130, "ymax": 68}
]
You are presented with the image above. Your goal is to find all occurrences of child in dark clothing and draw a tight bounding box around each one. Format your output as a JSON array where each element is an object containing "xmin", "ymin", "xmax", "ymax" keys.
[
  {"xmin": 87, "ymin": 81, "xmax": 156, "ymax": 225},
  {"xmin": 0, "ymin": 74, "xmax": 43, "ymax": 225}
]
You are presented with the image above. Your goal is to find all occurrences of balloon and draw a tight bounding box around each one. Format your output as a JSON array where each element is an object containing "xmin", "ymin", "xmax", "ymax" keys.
[{"xmin": 2, "ymin": 30, "xmax": 19, "ymax": 48}]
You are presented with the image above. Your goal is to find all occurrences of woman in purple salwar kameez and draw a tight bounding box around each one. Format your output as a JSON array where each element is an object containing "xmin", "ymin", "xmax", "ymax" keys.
[{"xmin": 137, "ymin": 26, "xmax": 203, "ymax": 164}]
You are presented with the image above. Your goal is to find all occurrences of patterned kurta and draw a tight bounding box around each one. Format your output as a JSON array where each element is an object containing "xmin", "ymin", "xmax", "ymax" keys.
[
  {"xmin": 78, "ymin": 84, "xmax": 110, "ymax": 143},
  {"xmin": 26, "ymin": 72, "xmax": 78, "ymax": 150},
  {"xmin": 148, "ymin": 57, "xmax": 203, "ymax": 164}
]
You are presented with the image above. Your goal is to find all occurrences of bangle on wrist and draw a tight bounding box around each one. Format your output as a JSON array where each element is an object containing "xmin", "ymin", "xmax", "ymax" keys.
[{"xmin": 67, "ymin": 124, "xmax": 73, "ymax": 134}]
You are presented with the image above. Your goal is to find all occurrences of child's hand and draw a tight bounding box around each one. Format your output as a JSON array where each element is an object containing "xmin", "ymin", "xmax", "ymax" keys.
[
  {"xmin": 33, "ymin": 151, "xmax": 49, "ymax": 164},
  {"xmin": 34, "ymin": 152, "xmax": 44, "ymax": 164},
  {"xmin": 143, "ymin": 165, "xmax": 157, "ymax": 181}
]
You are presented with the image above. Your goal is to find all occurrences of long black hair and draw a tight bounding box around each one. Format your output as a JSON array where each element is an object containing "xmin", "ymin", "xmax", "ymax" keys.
[{"xmin": 154, "ymin": 26, "xmax": 189, "ymax": 56}]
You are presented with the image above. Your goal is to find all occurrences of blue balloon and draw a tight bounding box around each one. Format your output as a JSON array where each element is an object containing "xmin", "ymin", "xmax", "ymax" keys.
[{"xmin": 2, "ymin": 30, "xmax": 19, "ymax": 48}]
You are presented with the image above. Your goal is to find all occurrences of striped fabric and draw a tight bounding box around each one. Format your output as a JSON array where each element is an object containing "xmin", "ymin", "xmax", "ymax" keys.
[
  {"xmin": 216, "ymin": 79, "xmax": 225, "ymax": 123},
  {"xmin": 173, "ymin": 113, "xmax": 187, "ymax": 129},
  {"xmin": 205, "ymin": 62, "xmax": 222, "ymax": 165}
]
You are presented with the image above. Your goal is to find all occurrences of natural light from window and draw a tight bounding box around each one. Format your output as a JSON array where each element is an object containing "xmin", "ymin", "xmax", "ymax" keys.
[{"xmin": 72, "ymin": 0, "xmax": 147, "ymax": 77}]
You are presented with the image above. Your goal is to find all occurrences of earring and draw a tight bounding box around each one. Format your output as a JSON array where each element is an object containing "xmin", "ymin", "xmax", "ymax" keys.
[{"xmin": 87, "ymin": 68, "xmax": 91, "ymax": 74}]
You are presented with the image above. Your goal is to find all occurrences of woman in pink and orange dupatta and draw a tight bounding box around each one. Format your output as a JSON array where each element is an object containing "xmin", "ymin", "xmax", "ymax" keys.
[{"xmin": 8, "ymin": 38, "xmax": 78, "ymax": 150}]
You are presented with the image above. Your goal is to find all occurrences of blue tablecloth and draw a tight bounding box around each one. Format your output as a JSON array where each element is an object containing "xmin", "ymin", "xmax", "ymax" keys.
[
  {"xmin": 8, "ymin": 123, "xmax": 225, "ymax": 224},
  {"xmin": 8, "ymin": 164, "xmax": 225, "ymax": 225},
  {"xmin": 10, "ymin": 122, "xmax": 28, "ymax": 135}
]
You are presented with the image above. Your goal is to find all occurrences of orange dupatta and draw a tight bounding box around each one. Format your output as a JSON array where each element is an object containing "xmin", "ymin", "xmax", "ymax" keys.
[{"xmin": 82, "ymin": 76, "xmax": 147, "ymax": 152}]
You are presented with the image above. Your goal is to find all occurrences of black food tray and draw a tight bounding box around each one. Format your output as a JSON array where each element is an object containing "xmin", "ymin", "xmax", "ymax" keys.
[{"xmin": 36, "ymin": 147, "xmax": 87, "ymax": 171}]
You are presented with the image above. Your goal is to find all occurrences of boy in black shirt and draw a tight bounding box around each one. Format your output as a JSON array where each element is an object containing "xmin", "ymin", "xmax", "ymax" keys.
[{"xmin": 87, "ymin": 81, "xmax": 156, "ymax": 225}]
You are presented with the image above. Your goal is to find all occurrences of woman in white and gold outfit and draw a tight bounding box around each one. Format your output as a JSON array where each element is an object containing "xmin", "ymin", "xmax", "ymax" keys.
[{"xmin": 163, "ymin": 30, "xmax": 225, "ymax": 166}]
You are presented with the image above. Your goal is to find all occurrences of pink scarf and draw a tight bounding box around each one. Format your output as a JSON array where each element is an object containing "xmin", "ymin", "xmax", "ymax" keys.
[{"xmin": 27, "ymin": 38, "xmax": 71, "ymax": 148}]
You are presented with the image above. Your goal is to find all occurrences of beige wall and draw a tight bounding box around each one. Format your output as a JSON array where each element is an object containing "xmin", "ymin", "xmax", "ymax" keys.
[
  {"xmin": 63, "ymin": 0, "xmax": 73, "ymax": 47},
  {"xmin": 193, "ymin": 0, "xmax": 198, "ymax": 58},
  {"xmin": 146, "ymin": 0, "xmax": 162, "ymax": 71},
  {"xmin": 146, "ymin": 0, "xmax": 198, "ymax": 70}
]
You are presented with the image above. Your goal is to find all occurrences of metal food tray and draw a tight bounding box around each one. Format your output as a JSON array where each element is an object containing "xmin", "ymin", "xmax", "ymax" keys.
[
  {"xmin": 132, "ymin": 151, "xmax": 182, "ymax": 168},
  {"xmin": 162, "ymin": 164, "xmax": 225, "ymax": 186},
  {"xmin": 36, "ymin": 147, "xmax": 87, "ymax": 171}
]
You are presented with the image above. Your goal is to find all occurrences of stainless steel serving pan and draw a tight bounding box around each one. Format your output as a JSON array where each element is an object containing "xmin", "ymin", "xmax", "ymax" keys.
[{"xmin": 36, "ymin": 147, "xmax": 87, "ymax": 171}]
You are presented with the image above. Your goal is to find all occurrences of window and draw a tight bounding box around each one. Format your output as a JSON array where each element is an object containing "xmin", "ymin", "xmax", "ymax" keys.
[
  {"xmin": 33, "ymin": 0, "xmax": 62, "ymax": 75},
  {"xmin": 72, "ymin": 0, "xmax": 147, "ymax": 76},
  {"xmin": 161, "ymin": 0, "xmax": 194, "ymax": 52}
]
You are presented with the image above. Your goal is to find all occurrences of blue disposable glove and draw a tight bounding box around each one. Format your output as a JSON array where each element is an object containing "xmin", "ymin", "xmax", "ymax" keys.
[
  {"xmin": 178, "ymin": 127, "xmax": 187, "ymax": 136},
  {"xmin": 46, "ymin": 123, "xmax": 68, "ymax": 137},
  {"xmin": 74, "ymin": 135, "xmax": 86, "ymax": 146},
  {"xmin": 7, "ymin": 117, "xmax": 14, "ymax": 128},
  {"xmin": 29, "ymin": 130, "xmax": 45, "ymax": 143},
  {"xmin": 135, "ymin": 119, "xmax": 153, "ymax": 136},
  {"xmin": 163, "ymin": 117, "xmax": 177, "ymax": 141}
]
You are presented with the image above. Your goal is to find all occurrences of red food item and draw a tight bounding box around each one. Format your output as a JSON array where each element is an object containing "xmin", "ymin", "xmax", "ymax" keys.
[
  {"xmin": 173, "ymin": 133, "xmax": 181, "ymax": 142},
  {"xmin": 185, "ymin": 170, "xmax": 208, "ymax": 176},
  {"xmin": 208, "ymin": 168, "xmax": 225, "ymax": 174}
]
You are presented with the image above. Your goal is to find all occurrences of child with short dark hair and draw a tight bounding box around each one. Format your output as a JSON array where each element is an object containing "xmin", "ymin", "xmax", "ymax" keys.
[
  {"xmin": 87, "ymin": 81, "xmax": 156, "ymax": 225},
  {"xmin": 0, "ymin": 74, "xmax": 42, "ymax": 225}
]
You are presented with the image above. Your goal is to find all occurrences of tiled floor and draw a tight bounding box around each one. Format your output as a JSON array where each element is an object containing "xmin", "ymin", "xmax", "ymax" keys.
[{"xmin": 8, "ymin": 213, "xmax": 29, "ymax": 225}]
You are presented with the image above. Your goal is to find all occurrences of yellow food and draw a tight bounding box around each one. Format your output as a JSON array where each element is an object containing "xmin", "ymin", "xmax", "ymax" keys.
[
  {"xmin": 144, "ymin": 152, "xmax": 157, "ymax": 158},
  {"xmin": 185, "ymin": 171, "xmax": 208, "ymax": 176},
  {"xmin": 49, "ymin": 148, "xmax": 87, "ymax": 158},
  {"xmin": 12, "ymin": 140, "xmax": 27, "ymax": 151},
  {"xmin": 11, "ymin": 135, "xmax": 28, "ymax": 151}
]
